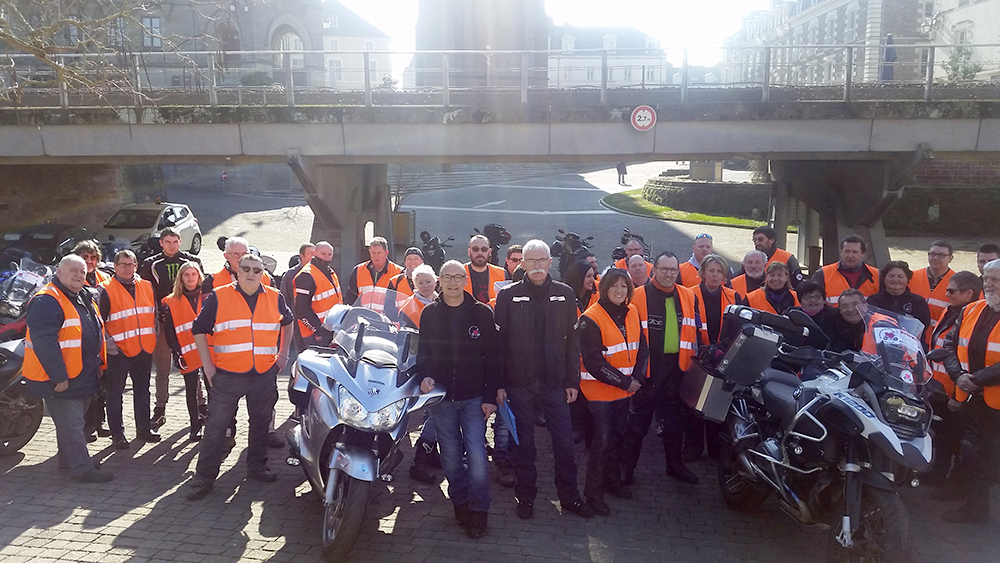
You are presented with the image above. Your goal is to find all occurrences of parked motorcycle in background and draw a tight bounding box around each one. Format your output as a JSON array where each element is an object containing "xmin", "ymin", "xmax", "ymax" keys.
[
  {"xmin": 419, "ymin": 230, "xmax": 453, "ymax": 274},
  {"xmin": 611, "ymin": 228, "xmax": 651, "ymax": 264},
  {"xmin": 473, "ymin": 224, "xmax": 511, "ymax": 266},
  {"xmin": 681, "ymin": 304, "xmax": 933, "ymax": 563},
  {"xmin": 286, "ymin": 290, "xmax": 445, "ymax": 561},
  {"xmin": 0, "ymin": 257, "xmax": 53, "ymax": 340},
  {"xmin": 551, "ymin": 229, "xmax": 594, "ymax": 278},
  {"xmin": 0, "ymin": 336, "xmax": 44, "ymax": 456}
]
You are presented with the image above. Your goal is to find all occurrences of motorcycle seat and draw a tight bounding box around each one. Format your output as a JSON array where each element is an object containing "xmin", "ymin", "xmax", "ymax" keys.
[{"xmin": 761, "ymin": 368, "xmax": 813, "ymax": 422}]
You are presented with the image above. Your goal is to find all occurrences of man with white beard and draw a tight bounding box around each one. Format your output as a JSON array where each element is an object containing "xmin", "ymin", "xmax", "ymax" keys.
[
  {"xmin": 731, "ymin": 250, "xmax": 767, "ymax": 297},
  {"xmin": 940, "ymin": 258, "xmax": 1000, "ymax": 523}
]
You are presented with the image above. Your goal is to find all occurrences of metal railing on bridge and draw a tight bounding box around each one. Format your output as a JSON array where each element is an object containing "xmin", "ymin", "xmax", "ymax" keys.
[{"xmin": 2, "ymin": 44, "xmax": 998, "ymax": 110}]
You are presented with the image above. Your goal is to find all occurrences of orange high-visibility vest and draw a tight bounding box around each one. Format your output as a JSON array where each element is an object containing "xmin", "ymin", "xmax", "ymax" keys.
[
  {"xmin": 293, "ymin": 263, "xmax": 342, "ymax": 337},
  {"xmin": 464, "ymin": 263, "xmax": 507, "ymax": 305},
  {"xmin": 101, "ymin": 276, "xmax": 156, "ymax": 357},
  {"xmin": 356, "ymin": 260, "xmax": 403, "ymax": 313},
  {"xmin": 954, "ymin": 300, "xmax": 1000, "ymax": 409},
  {"xmin": 212, "ymin": 265, "xmax": 272, "ymax": 290},
  {"xmin": 929, "ymin": 307, "xmax": 957, "ymax": 397},
  {"xmin": 24, "ymin": 283, "xmax": 107, "ymax": 381},
  {"xmin": 162, "ymin": 292, "xmax": 206, "ymax": 373},
  {"xmin": 388, "ymin": 272, "xmax": 414, "ymax": 307},
  {"xmin": 909, "ymin": 267, "xmax": 954, "ymax": 341},
  {"xmin": 693, "ymin": 284, "xmax": 740, "ymax": 345},
  {"xmin": 580, "ymin": 302, "xmax": 642, "ymax": 403},
  {"xmin": 678, "ymin": 261, "xmax": 700, "ymax": 288},
  {"xmin": 398, "ymin": 294, "xmax": 429, "ymax": 329},
  {"xmin": 211, "ymin": 284, "xmax": 283, "ymax": 374},
  {"xmin": 767, "ymin": 247, "xmax": 793, "ymax": 267},
  {"xmin": 821, "ymin": 263, "xmax": 879, "ymax": 306},
  {"xmin": 636, "ymin": 284, "xmax": 698, "ymax": 371},
  {"xmin": 576, "ymin": 291, "xmax": 599, "ymax": 318},
  {"xmin": 88, "ymin": 268, "xmax": 110, "ymax": 287},
  {"xmin": 746, "ymin": 288, "xmax": 800, "ymax": 315}
]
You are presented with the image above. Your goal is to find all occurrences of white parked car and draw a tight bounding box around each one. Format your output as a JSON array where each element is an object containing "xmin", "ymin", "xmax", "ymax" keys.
[{"xmin": 95, "ymin": 203, "xmax": 202, "ymax": 256}]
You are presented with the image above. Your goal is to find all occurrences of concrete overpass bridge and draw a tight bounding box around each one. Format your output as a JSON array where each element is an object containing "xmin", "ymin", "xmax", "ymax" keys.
[{"xmin": 3, "ymin": 93, "xmax": 1000, "ymax": 269}]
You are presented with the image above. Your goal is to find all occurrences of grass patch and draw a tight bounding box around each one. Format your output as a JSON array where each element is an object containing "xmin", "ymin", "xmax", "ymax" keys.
[{"xmin": 603, "ymin": 189, "xmax": 798, "ymax": 232}]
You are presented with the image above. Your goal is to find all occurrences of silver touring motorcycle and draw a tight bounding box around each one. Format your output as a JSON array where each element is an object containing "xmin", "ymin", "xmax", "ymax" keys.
[
  {"xmin": 681, "ymin": 304, "xmax": 934, "ymax": 563},
  {"xmin": 285, "ymin": 291, "xmax": 444, "ymax": 561}
]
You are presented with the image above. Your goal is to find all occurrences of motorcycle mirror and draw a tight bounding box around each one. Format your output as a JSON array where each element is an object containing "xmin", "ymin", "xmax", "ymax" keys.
[
  {"xmin": 786, "ymin": 308, "xmax": 830, "ymax": 347},
  {"xmin": 585, "ymin": 236, "xmax": 594, "ymax": 241},
  {"xmin": 925, "ymin": 348, "xmax": 951, "ymax": 362},
  {"xmin": 354, "ymin": 321, "xmax": 367, "ymax": 357}
]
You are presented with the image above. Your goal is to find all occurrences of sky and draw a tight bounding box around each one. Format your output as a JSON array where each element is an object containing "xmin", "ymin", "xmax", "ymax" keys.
[{"xmin": 336, "ymin": 0, "xmax": 775, "ymax": 72}]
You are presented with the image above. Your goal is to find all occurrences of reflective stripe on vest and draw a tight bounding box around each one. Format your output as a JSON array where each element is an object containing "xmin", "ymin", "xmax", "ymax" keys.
[
  {"xmin": 357, "ymin": 261, "xmax": 402, "ymax": 313},
  {"xmin": 294, "ymin": 264, "xmax": 342, "ymax": 336},
  {"xmin": 162, "ymin": 293, "xmax": 206, "ymax": 373},
  {"xmin": 212, "ymin": 285, "xmax": 283, "ymax": 373},
  {"xmin": 930, "ymin": 307, "xmax": 956, "ymax": 398},
  {"xmin": 954, "ymin": 300, "xmax": 1000, "ymax": 408},
  {"xmin": 23, "ymin": 283, "xmax": 107, "ymax": 381},
  {"xmin": 822, "ymin": 264, "xmax": 879, "ymax": 306},
  {"xmin": 909, "ymin": 268, "xmax": 954, "ymax": 341},
  {"xmin": 579, "ymin": 302, "xmax": 641, "ymax": 403},
  {"xmin": 399, "ymin": 294, "xmax": 427, "ymax": 329},
  {"xmin": 101, "ymin": 276, "xmax": 156, "ymax": 357}
]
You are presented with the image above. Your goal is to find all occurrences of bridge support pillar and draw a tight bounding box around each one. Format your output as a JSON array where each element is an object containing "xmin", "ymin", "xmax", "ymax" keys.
[
  {"xmin": 770, "ymin": 180, "xmax": 790, "ymax": 250},
  {"xmin": 770, "ymin": 148, "xmax": 931, "ymax": 269},
  {"xmin": 289, "ymin": 158, "xmax": 392, "ymax": 274}
]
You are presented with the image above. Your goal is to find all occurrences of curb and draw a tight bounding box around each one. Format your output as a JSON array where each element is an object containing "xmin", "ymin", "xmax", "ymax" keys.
[{"xmin": 599, "ymin": 193, "xmax": 764, "ymax": 231}]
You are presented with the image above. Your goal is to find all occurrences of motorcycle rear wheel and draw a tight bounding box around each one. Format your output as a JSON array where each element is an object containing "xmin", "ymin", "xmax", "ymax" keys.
[
  {"xmin": 718, "ymin": 441, "xmax": 770, "ymax": 512},
  {"xmin": 321, "ymin": 470, "xmax": 371, "ymax": 562},
  {"xmin": 827, "ymin": 487, "xmax": 911, "ymax": 563},
  {"xmin": 0, "ymin": 380, "xmax": 44, "ymax": 456}
]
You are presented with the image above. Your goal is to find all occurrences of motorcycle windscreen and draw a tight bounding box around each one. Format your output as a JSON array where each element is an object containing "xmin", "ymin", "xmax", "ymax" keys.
[
  {"xmin": 858, "ymin": 305, "xmax": 931, "ymax": 394},
  {"xmin": 333, "ymin": 289, "xmax": 419, "ymax": 373}
]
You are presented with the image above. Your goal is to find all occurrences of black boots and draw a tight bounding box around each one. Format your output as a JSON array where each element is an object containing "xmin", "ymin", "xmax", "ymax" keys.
[{"xmin": 664, "ymin": 436, "xmax": 699, "ymax": 485}]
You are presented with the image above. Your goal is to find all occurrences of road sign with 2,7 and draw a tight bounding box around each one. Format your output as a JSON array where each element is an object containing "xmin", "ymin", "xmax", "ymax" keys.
[{"xmin": 631, "ymin": 105, "xmax": 656, "ymax": 131}]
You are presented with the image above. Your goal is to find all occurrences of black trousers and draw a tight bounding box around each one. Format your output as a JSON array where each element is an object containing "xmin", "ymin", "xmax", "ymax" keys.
[
  {"xmin": 958, "ymin": 396, "xmax": 1000, "ymax": 513},
  {"xmin": 585, "ymin": 397, "xmax": 629, "ymax": 500},
  {"xmin": 105, "ymin": 351, "xmax": 153, "ymax": 439},
  {"xmin": 622, "ymin": 357, "xmax": 692, "ymax": 468}
]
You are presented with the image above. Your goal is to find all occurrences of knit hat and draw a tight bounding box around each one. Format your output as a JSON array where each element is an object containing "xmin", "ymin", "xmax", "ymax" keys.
[{"xmin": 404, "ymin": 247, "xmax": 424, "ymax": 259}]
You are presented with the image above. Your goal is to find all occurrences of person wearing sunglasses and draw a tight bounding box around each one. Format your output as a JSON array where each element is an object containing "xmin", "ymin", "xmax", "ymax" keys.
[
  {"xmin": 923, "ymin": 270, "xmax": 981, "ymax": 500},
  {"xmin": 185, "ymin": 253, "xmax": 294, "ymax": 501},
  {"xmin": 465, "ymin": 235, "xmax": 508, "ymax": 305},
  {"xmin": 505, "ymin": 245, "xmax": 524, "ymax": 278},
  {"xmin": 678, "ymin": 233, "xmax": 713, "ymax": 288}
]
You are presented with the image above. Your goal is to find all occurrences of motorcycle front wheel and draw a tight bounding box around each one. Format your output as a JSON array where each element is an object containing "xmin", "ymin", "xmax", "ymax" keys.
[
  {"xmin": 827, "ymin": 487, "xmax": 911, "ymax": 563},
  {"xmin": 321, "ymin": 470, "xmax": 371, "ymax": 562},
  {"xmin": 718, "ymin": 441, "xmax": 770, "ymax": 512},
  {"xmin": 0, "ymin": 380, "xmax": 44, "ymax": 456}
]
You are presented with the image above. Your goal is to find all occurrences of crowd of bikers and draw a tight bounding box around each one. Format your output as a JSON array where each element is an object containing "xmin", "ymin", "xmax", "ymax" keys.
[{"xmin": 22, "ymin": 221, "xmax": 1000, "ymax": 537}]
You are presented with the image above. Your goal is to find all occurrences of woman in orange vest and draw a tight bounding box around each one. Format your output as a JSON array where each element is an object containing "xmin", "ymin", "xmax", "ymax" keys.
[
  {"xmin": 162, "ymin": 261, "xmax": 210, "ymax": 441},
  {"xmin": 398, "ymin": 264, "xmax": 438, "ymax": 330},
  {"xmin": 577, "ymin": 268, "xmax": 648, "ymax": 517},
  {"xmin": 746, "ymin": 261, "xmax": 800, "ymax": 315}
]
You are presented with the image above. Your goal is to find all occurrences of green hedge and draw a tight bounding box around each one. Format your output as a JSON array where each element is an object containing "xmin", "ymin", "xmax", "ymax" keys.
[
  {"xmin": 884, "ymin": 187, "xmax": 1000, "ymax": 236},
  {"xmin": 642, "ymin": 180, "xmax": 771, "ymax": 220}
]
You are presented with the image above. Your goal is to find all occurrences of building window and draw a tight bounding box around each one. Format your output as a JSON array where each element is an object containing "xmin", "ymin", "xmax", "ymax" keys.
[
  {"xmin": 109, "ymin": 17, "xmax": 126, "ymax": 48},
  {"xmin": 920, "ymin": 48, "xmax": 929, "ymax": 76},
  {"xmin": 365, "ymin": 40, "xmax": 375, "ymax": 51},
  {"xmin": 66, "ymin": 17, "xmax": 79, "ymax": 46},
  {"xmin": 826, "ymin": 18, "xmax": 835, "ymax": 44},
  {"xmin": 561, "ymin": 35, "xmax": 574, "ymax": 52},
  {"xmin": 563, "ymin": 66, "xmax": 571, "ymax": 80},
  {"xmin": 924, "ymin": 2, "xmax": 934, "ymax": 17},
  {"xmin": 142, "ymin": 17, "xmax": 161, "ymax": 48},
  {"xmin": 326, "ymin": 38, "xmax": 339, "ymax": 51},
  {"xmin": 586, "ymin": 68, "xmax": 595, "ymax": 82},
  {"xmin": 846, "ymin": 11, "xmax": 857, "ymax": 42},
  {"xmin": 603, "ymin": 34, "xmax": 616, "ymax": 51},
  {"xmin": 329, "ymin": 59, "xmax": 343, "ymax": 81},
  {"xmin": 325, "ymin": 15, "xmax": 339, "ymax": 28},
  {"xmin": 369, "ymin": 61, "xmax": 377, "ymax": 82},
  {"xmin": 955, "ymin": 29, "xmax": 970, "ymax": 44},
  {"xmin": 647, "ymin": 68, "xmax": 656, "ymax": 82},
  {"xmin": 608, "ymin": 67, "xmax": 615, "ymax": 81},
  {"xmin": 623, "ymin": 66, "xmax": 632, "ymax": 81}
]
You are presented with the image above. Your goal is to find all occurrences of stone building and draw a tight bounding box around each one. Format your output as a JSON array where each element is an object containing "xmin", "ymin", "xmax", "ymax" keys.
[{"xmin": 547, "ymin": 25, "xmax": 670, "ymax": 88}]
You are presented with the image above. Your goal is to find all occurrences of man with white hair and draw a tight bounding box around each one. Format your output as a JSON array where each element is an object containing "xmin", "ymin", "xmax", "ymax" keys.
[
  {"xmin": 494, "ymin": 240, "xmax": 595, "ymax": 520},
  {"xmin": 203, "ymin": 236, "xmax": 274, "ymax": 291},
  {"xmin": 940, "ymin": 258, "xmax": 1000, "ymax": 523},
  {"xmin": 23, "ymin": 255, "xmax": 111, "ymax": 483},
  {"xmin": 627, "ymin": 254, "xmax": 649, "ymax": 287},
  {"xmin": 731, "ymin": 250, "xmax": 767, "ymax": 297}
]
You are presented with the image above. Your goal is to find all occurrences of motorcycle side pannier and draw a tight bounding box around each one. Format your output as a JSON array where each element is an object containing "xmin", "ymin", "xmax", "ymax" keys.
[
  {"xmin": 714, "ymin": 324, "xmax": 783, "ymax": 386},
  {"xmin": 680, "ymin": 360, "xmax": 733, "ymax": 423}
]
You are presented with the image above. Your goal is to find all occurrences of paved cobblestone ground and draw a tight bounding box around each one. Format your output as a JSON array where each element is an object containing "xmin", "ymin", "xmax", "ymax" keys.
[{"xmin": 2, "ymin": 375, "xmax": 998, "ymax": 563}]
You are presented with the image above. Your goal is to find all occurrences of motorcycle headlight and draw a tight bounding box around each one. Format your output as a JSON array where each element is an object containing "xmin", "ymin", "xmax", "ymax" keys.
[
  {"xmin": 369, "ymin": 399, "xmax": 406, "ymax": 432},
  {"xmin": 879, "ymin": 392, "xmax": 929, "ymax": 427},
  {"xmin": 0, "ymin": 301, "xmax": 19, "ymax": 318},
  {"xmin": 337, "ymin": 387, "xmax": 368, "ymax": 424}
]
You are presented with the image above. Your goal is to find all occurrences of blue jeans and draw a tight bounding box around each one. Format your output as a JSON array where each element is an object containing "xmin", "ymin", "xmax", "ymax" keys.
[
  {"xmin": 507, "ymin": 386, "xmax": 581, "ymax": 505},
  {"xmin": 47, "ymin": 395, "xmax": 94, "ymax": 477},
  {"xmin": 431, "ymin": 398, "xmax": 492, "ymax": 512},
  {"xmin": 492, "ymin": 414, "xmax": 510, "ymax": 461},
  {"xmin": 195, "ymin": 368, "xmax": 278, "ymax": 483},
  {"xmin": 418, "ymin": 410, "xmax": 437, "ymax": 443}
]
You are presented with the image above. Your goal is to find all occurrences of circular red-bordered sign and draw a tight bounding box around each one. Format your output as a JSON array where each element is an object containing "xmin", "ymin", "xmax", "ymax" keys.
[
  {"xmin": 631, "ymin": 105, "xmax": 656, "ymax": 131},
  {"xmin": 221, "ymin": 171, "xmax": 228, "ymax": 181}
]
